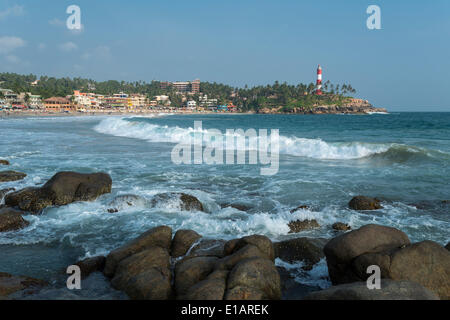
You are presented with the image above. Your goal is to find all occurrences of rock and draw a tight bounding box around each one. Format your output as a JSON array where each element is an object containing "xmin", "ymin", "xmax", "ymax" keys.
[
  {"xmin": 351, "ymin": 240, "xmax": 450, "ymax": 300},
  {"xmin": 274, "ymin": 237, "xmax": 328, "ymax": 266},
  {"xmin": 171, "ymin": 229, "xmax": 202, "ymax": 258},
  {"xmin": 446, "ymin": 242, "xmax": 450, "ymax": 251},
  {"xmin": 75, "ymin": 256, "xmax": 106, "ymax": 279},
  {"xmin": 215, "ymin": 244, "xmax": 273, "ymax": 271},
  {"xmin": 303, "ymin": 280, "xmax": 439, "ymax": 300},
  {"xmin": 0, "ymin": 171, "xmax": 26, "ymax": 183},
  {"xmin": 174, "ymin": 256, "xmax": 218, "ymax": 298},
  {"xmin": 0, "ymin": 272, "xmax": 47, "ymax": 298},
  {"xmin": 288, "ymin": 219, "xmax": 320, "ymax": 233},
  {"xmin": 290, "ymin": 205, "xmax": 310, "ymax": 213},
  {"xmin": 0, "ymin": 207, "xmax": 29, "ymax": 232},
  {"xmin": 0, "ymin": 160, "xmax": 10, "ymax": 166},
  {"xmin": 4, "ymin": 171, "xmax": 112, "ymax": 213},
  {"xmin": 107, "ymin": 194, "xmax": 147, "ymax": 212},
  {"xmin": 0, "ymin": 188, "xmax": 15, "ymax": 200},
  {"xmin": 104, "ymin": 225, "xmax": 172, "ymax": 277},
  {"xmin": 188, "ymin": 239, "xmax": 226, "ymax": 258},
  {"xmin": 111, "ymin": 246, "xmax": 171, "ymax": 298},
  {"xmin": 223, "ymin": 239, "xmax": 240, "ymax": 256},
  {"xmin": 184, "ymin": 270, "xmax": 228, "ymax": 300},
  {"xmin": 225, "ymin": 257, "xmax": 281, "ymax": 300},
  {"xmin": 151, "ymin": 192, "xmax": 204, "ymax": 212},
  {"xmin": 228, "ymin": 235, "xmax": 275, "ymax": 261},
  {"xmin": 277, "ymin": 267, "xmax": 321, "ymax": 300},
  {"xmin": 332, "ymin": 222, "xmax": 352, "ymax": 231},
  {"xmin": 348, "ymin": 196, "xmax": 382, "ymax": 210}
]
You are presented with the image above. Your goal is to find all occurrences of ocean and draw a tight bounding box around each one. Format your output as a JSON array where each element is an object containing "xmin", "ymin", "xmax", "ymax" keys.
[{"xmin": 1, "ymin": 112, "xmax": 449, "ymax": 298}]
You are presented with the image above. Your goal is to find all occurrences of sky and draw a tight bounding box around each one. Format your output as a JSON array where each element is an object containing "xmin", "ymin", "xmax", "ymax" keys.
[{"xmin": 1, "ymin": 0, "xmax": 449, "ymax": 111}]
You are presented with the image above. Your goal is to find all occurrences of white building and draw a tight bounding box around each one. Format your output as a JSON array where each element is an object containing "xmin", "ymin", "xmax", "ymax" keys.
[{"xmin": 186, "ymin": 100, "xmax": 197, "ymax": 109}]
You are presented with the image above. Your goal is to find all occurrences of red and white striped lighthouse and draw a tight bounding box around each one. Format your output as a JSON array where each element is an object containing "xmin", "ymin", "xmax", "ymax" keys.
[{"xmin": 315, "ymin": 65, "xmax": 323, "ymax": 95}]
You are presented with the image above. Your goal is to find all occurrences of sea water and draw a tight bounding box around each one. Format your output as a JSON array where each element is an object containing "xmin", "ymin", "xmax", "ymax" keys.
[{"xmin": 0, "ymin": 112, "xmax": 449, "ymax": 298}]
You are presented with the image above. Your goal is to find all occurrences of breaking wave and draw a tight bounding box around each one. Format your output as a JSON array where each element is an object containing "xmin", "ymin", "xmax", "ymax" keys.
[{"xmin": 93, "ymin": 117, "xmax": 446, "ymax": 161}]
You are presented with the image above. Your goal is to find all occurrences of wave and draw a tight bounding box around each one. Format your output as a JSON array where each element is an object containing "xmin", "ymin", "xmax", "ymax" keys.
[{"xmin": 93, "ymin": 117, "xmax": 446, "ymax": 161}]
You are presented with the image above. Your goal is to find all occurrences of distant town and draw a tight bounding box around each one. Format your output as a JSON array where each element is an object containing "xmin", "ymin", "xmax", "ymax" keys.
[{"xmin": 0, "ymin": 68, "xmax": 385, "ymax": 115}]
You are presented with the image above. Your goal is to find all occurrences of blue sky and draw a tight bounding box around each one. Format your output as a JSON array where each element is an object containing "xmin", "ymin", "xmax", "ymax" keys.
[{"xmin": 1, "ymin": 0, "xmax": 449, "ymax": 111}]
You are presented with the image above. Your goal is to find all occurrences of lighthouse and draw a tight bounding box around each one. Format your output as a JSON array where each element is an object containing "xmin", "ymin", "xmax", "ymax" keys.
[{"xmin": 316, "ymin": 65, "xmax": 323, "ymax": 95}]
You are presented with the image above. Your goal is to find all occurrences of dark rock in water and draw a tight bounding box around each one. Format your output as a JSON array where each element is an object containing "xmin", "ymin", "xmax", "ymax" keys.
[
  {"xmin": 188, "ymin": 239, "xmax": 226, "ymax": 258},
  {"xmin": 0, "ymin": 272, "xmax": 47, "ymax": 298},
  {"xmin": 215, "ymin": 243, "xmax": 273, "ymax": 271},
  {"xmin": 175, "ymin": 256, "xmax": 218, "ymax": 298},
  {"xmin": 446, "ymin": 242, "xmax": 450, "ymax": 251},
  {"xmin": 274, "ymin": 237, "xmax": 328, "ymax": 266},
  {"xmin": 0, "ymin": 160, "xmax": 10, "ymax": 166},
  {"xmin": 183, "ymin": 270, "xmax": 228, "ymax": 300},
  {"xmin": 324, "ymin": 224, "xmax": 410, "ymax": 285},
  {"xmin": 332, "ymin": 222, "xmax": 352, "ymax": 231},
  {"xmin": 107, "ymin": 194, "xmax": 147, "ymax": 212},
  {"xmin": 288, "ymin": 219, "xmax": 320, "ymax": 233},
  {"xmin": 0, "ymin": 207, "xmax": 29, "ymax": 232},
  {"xmin": 303, "ymin": 280, "xmax": 439, "ymax": 300},
  {"xmin": 290, "ymin": 205, "xmax": 311, "ymax": 213},
  {"xmin": 0, "ymin": 171, "xmax": 26, "ymax": 183},
  {"xmin": 171, "ymin": 229, "xmax": 202, "ymax": 258},
  {"xmin": 220, "ymin": 203, "xmax": 252, "ymax": 212},
  {"xmin": 227, "ymin": 235, "xmax": 275, "ymax": 261},
  {"xmin": 104, "ymin": 226, "xmax": 172, "ymax": 277},
  {"xmin": 224, "ymin": 257, "xmax": 281, "ymax": 300},
  {"xmin": 151, "ymin": 192, "xmax": 204, "ymax": 212},
  {"xmin": 0, "ymin": 188, "xmax": 15, "ymax": 200},
  {"xmin": 348, "ymin": 196, "xmax": 382, "ymax": 210},
  {"xmin": 75, "ymin": 256, "xmax": 106, "ymax": 279},
  {"xmin": 111, "ymin": 246, "xmax": 172, "ymax": 300},
  {"xmin": 277, "ymin": 267, "xmax": 322, "ymax": 300},
  {"xmin": 4, "ymin": 171, "xmax": 112, "ymax": 213}
]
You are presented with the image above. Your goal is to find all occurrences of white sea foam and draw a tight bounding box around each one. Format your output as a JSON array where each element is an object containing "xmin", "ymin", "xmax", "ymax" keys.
[{"xmin": 94, "ymin": 117, "xmax": 391, "ymax": 160}]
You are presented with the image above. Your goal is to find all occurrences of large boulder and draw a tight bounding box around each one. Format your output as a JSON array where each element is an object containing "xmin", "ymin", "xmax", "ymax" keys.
[
  {"xmin": 215, "ymin": 244, "xmax": 272, "ymax": 271},
  {"xmin": 107, "ymin": 194, "xmax": 148, "ymax": 212},
  {"xmin": 0, "ymin": 207, "xmax": 29, "ymax": 232},
  {"xmin": 0, "ymin": 171, "xmax": 26, "ymax": 183},
  {"xmin": 104, "ymin": 226, "xmax": 172, "ymax": 277},
  {"xmin": 348, "ymin": 196, "xmax": 382, "ymax": 210},
  {"xmin": 324, "ymin": 224, "xmax": 410, "ymax": 284},
  {"xmin": 171, "ymin": 229, "xmax": 202, "ymax": 258},
  {"xmin": 187, "ymin": 239, "xmax": 226, "ymax": 258},
  {"xmin": 0, "ymin": 160, "xmax": 10, "ymax": 166},
  {"xmin": 288, "ymin": 219, "xmax": 320, "ymax": 233},
  {"xmin": 227, "ymin": 235, "xmax": 275, "ymax": 261},
  {"xmin": 4, "ymin": 171, "xmax": 112, "ymax": 213},
  {"xmin": 446, "ymin": 242, "xmax": 450, "ymax": 251},
  {"xmin": 225, "ymin": 257, "xmax": 281, "ymax": 300},
  {"xmin": 332, "ymin": 222, "xmax": 351, "ymax": 231},
  {"xmin": 303, "ymin": 280, "xmax": 439, "ymax": 300},
  {"xmin": 351, "ymin": 240, "xmax": 450, "ymax": 300},
  {"xmin": 111, "ymin": 246, "xmax": 172, "ymax": 300},
  {"xmin": 274, "ymin": 237, "xmax": 328, "ymax": 266},
  {"xmin": 151, "ymin": 192, "xmax": 204, "ymax": 212},
  {"xmin": 174, "ymin": 256, "xmax": 218, "ymax": 298},
  {"xmin": 75, "ymin": 256, "xmax": 106, "ymax": 279},
  {"xmin": 183, "ymin": 270, "xmax": 228, "ymax": 300},
  {"xmin": 0, "ymin": 272, "xmax": 47, "ymax": 298},
  {"xmin": 0, "ymin": 188, "xmax": 15, "ymax": 201}
]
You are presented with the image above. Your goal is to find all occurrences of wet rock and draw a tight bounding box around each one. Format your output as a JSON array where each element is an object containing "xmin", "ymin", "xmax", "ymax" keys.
[
  {"xmin": 446, "ymin": 242, "xmax": 450, "ymax": 251},
  {"xmin": 324, "ymin": 224, "xmax": 411, "ymax": 285},
  {"xmin": 351, "ymin": 240, "xmax": 450, "ymax": 300},
  {"xmin": 0, "ymin": 272, "xmax": 47, "ymax": 298},
  {"xmin": 274, "ymin": 237, "xmax": 328, "ymax": 266},
  {"xmin": 225, "ymin": 257, "xmax": 281, "ymax": 300},
  {"xmin": 174, "ymin": 256, "xmax": 218, "ymax": 298},
  {"xmin": 303, "ymin": 280, "xmax": 439, "ymax": 300},
  {"xmin": 220, "ymin": 203, "xmax": 252, "ymax": 211},
  {"xmin": 0, "ymin": 207, "xmax": 29, "ymax": 232},
  {"xmin": 104, "ymin": 226, "xmax": 172, "ymax": 277},
  {"xmin": 277, "ymin": 267, "xmax": 321, "ymax": 300},
  {"xmin": 111, "ymin": 246, "xmax": 171, "ymax": 300},
  {"xmin": 4, "ymin": 171, "xmax": 112, "ymax": 213},
  {"xmin": 188, "ymin": 239, "xmax": 226, "ymax": 258},
  {"xmin": 0, "ymin": 188, "xmax": 15, "ymax": 200},
  {"xmin": 228, "ymin": 235, "xmax": 275, "ymax": 261},
  {"xmin": 107, "ymin": 194, "xmax": 147, "ymax": 212},
  {"xmin": 0, "ymin": 160, "xmax": 10, "ymax": 166},
  {"xmin": 183, "ymin": 270, "xmax": 228, "ymax": 300},
  {"xmin": 151, "ymin": 192, "xmax": 204, "ymax": 212},
  {"xmin": 171, "ymin": 229, "xmax": 202, "ymax": 258},
  {"xmin": 75, "ymin": 256, "xmax": 106, "ymax": 279},
  {"xmin": 348, "ymin": 196, "xmax": 382, "ymax": 210},
  {"xmin": 290, "ymin": 205, "xmax": 310, "ymax": 213},
  {"xmin": 288, "ymin": 219, "xmax": 320, "ymax": 233},
  {"xmin": 332, "ymin": 222, "xmax": 352, "ymax": 231},
  {"xmin": 0, "ymin": 171, "xmax": 26, "ymax": 183},
  {"xmin": 215, "ymin": 243, "xmax": 273, "ymax": 271}
]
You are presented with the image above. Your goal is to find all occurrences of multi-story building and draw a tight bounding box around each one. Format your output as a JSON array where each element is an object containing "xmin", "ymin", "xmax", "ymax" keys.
[
  {"xmin": 44, "ymin": 97, "xmax": 74, "ymax": 112},
  {"xmin": 129, "ymin": 94, "xmax": 148, "ymax": 108},
  {"xmin": 160, "ymin": 79, "xmax": 201, "ymax": 94},
  {"xmin": 199, "ymin": 94, "xmax": 218, "ymax": 107}
]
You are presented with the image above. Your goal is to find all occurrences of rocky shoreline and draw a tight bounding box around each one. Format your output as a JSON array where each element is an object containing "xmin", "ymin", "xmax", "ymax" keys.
[{"xmin": 0, "ymin": 165, "xmax": 449, "ymax": 300}]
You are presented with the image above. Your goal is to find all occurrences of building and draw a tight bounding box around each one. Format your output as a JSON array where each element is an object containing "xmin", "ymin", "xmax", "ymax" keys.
[
  {"xmin": 129, "ymin": 93, "xmax": 148, "ymax": 108},
  {"xmin": 44, "ymin": 97, "xmax": 74, "ymax": 112},
  {"xmin": 18, "ymin": 93, "xmax": 42, "ymax": 109},
  {"xmin": 186, "ymin": 100, "xmax": 197, "ymax": 109},
  {"xmin": 160, "ymin": 79, "xmax": 201, "ymax": 94},
  {"xmin": 199, "ymin": 94, "xmax": 218, "ymax": 107}
]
